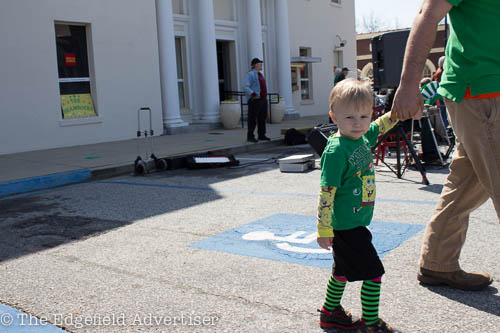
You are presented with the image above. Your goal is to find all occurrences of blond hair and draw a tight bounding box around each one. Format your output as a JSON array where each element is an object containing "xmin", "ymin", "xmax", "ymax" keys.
[{"xmin": 329, "ymin": 78, "xmax": 373, "ymax": 113}]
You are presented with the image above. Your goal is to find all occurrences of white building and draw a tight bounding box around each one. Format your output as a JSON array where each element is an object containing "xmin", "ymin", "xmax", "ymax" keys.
[{"xmin": 0, "ymin": 0, "xmax": 355, "ymax": 155}]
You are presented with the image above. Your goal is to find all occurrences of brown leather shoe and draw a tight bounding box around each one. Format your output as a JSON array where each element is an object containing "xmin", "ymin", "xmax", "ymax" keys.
[{"xmin": 418, "ymin": 268, "xmax": 493, "ymax": 291}]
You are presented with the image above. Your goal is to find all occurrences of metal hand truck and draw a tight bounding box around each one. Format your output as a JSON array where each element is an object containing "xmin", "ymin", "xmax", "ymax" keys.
[{"xmin": 134, "ymin": 107, "xmax": 168, "ymax": 175}]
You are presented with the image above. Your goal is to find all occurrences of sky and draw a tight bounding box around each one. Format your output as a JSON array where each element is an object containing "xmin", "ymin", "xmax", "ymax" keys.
[{"xmin": 355, "ymin": 0, "xmax": 423, "ymax": 33}]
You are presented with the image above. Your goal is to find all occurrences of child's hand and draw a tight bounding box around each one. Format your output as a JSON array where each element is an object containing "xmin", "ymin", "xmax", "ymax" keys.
[{"xmin": 317, "ymin": 237, "xmax": 333, "ymax": 251}]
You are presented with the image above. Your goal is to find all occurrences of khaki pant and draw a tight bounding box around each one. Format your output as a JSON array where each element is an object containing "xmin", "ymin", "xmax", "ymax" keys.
[{"xmin": 419, "ymin": 97, "xmax": 500, "ymax": 272}]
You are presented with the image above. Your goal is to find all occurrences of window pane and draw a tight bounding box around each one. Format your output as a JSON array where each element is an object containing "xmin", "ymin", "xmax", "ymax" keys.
[
  {"xmin": 59, "ymin": 81, "xmax": 90, "ymax": 95},
  {"xmin": 175, "ymin": 36, "xmax": 188, "ymax": 108},
  {"xmin": 302, "ymin": 64, "xmax": 309, "ymax": 78},
  {"xmin": 55, "ymin": 24, "xmax": 89, "ymax": 78},
  {"xmin": 299, "ymin": 47, "xmax": 313, "ymax": 100},
  {"xmin": 59, "ymin": 82, "xmax": 96, "ymax": 119},
  {"xmin": 178, "ymin": 82, "xmax": 185, "ymax": 109},
  {"xmin": 301, "ymin": 80, "xmax": 310, "ymax": 100},
  {"xmin": 175, "ymin": 38, "xmax": 183, "ymax": 79},
  {"xmin": 291, "ymin": 67, "xmax": 299, "ymax": 92},
  {"xmin": 214, "ymin": 0, "xmax": 233, "ymax": 20},
  {"xmin": 334, "ymin": 50, "xmax": 343, "ymax": 68},
  {"xmin": 172, "ymin": 0, "xmax": 184, "ymax": 14},
  {"xmin": 260, "ymin": 0, "xmax": 265, "ymax": 25},
  {"xmin": 60, "ymin": 93, "xmax": 96, "ymax": 119},
  {"xmin": 422, "ymin": 65, "xmax": 432, "ymax": 78}
]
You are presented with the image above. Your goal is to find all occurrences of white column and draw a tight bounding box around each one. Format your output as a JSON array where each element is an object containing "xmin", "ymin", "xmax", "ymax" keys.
[
  {"xmin": 197, "ymin": 0, "xmax": 220, "ymax": 122},
  {"xmin": 155, "ymin": 0, "xmax": 188, "ymax": 131},
  {"xmin": 275, "ymin": 0, "xmax": 297, "ymax": 117},
  {"xmin": 246, "ymin": 0, "xmax": 263, "ymax": 61}
]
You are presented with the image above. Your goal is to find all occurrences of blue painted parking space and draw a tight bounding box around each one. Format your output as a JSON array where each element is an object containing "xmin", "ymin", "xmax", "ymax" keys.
[
  {"xmin": 0, "ymin": 303, "xmax": 65, "ymax": 332},
  {"xmin": 191, "ymin": 213, "xmax": 425, "ymax": 269}
]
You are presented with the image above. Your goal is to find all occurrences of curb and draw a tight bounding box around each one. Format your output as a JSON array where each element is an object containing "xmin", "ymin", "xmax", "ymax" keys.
[
  {"xmin": 0, "ymin": 139, "xmax": 284, "ymax": 198},
  {"xmin": 0, "ymin": 170, "xmax": 92, "ymax": 198}
]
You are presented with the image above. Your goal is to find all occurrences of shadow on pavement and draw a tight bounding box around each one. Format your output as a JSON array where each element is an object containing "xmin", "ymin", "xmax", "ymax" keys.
[
  {"xmin": 0, "ymin": 195, "xmax": 134, "ymax": 263},
  {"xmin": 0, "ymin": 145, "xmax": 315, "ymax": 263},
  {"xmin": 418, "ymin": 183, "xmax": 443, "ymax": 194},
  {"xmin": 421, "ymin": 165, "xmax": 450, "ymax": 174},
  {"xmin": 425, "ymin": 285, "xmax": 500, "ymax": 316}
]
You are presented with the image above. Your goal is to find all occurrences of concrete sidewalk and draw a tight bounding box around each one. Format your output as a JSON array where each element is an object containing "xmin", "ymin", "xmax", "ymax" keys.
[{"xmin": 0, "ymin": 115, "xmax": 326, "ymax": 197}]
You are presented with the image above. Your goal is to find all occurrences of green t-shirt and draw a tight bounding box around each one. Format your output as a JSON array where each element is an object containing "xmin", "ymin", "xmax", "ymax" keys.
[
  {"xmin": 439, "ymin": 0, "xmax": 500, "ymax": 102},
  {"xmin": 320, "ymin": 123, "xmax": 380, "ymax": 231},
  {"xmin": 334, "ymin": 73, "xmax": 346, "ymax": 85}
]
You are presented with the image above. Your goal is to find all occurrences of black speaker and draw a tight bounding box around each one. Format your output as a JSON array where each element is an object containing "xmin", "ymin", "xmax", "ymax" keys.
[
  {"xmin": 372, "ymin": 30, "xmax": 410, "ymax": 89},
  {"xmin": 420, "ymin": 117, "xmax": 441, "ymax": 162},
  {"xmin": 307, "ymin": 124, "xmax": 338, "ymax": 156}
]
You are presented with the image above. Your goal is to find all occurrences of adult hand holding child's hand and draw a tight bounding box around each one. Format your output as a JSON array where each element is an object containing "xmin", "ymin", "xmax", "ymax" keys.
[{"xmin": 391, "ymin": 86, "xmax": 424, "ymax": 121}]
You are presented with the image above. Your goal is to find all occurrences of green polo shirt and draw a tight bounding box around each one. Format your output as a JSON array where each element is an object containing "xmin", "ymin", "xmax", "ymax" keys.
[{"xmin": 438, "ymin": 0, "xmax": 500, "ymax": 102}]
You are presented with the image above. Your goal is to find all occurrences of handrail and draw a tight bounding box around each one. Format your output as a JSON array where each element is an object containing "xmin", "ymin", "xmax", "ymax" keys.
[
  {"xmin": 267, "ymin": 93, "xmax": 281, "ymax": 124},
  {"xmin": 222, "ymin": 91, "xmax": 281, "ymax": 127},
  {"xmin": 222, "ymin": 91, "xmax": 246, "ymax": 128}
]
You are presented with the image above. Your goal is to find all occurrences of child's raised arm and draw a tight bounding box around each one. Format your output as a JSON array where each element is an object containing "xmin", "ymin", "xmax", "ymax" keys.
[{"xmin": 374, "ymin": 111, "xmax": 398, "ymax": 136}]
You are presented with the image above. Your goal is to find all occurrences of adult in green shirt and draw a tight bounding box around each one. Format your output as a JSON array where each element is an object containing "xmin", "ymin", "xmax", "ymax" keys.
[{"xmin": 391, "ymin": 0, "xmax": 499, "ymax": 291}]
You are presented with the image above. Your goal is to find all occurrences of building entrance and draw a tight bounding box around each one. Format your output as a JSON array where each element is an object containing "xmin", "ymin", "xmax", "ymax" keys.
[{"xmin": 216, "ymin": 40, "xmax": 237, "ymax": 101}]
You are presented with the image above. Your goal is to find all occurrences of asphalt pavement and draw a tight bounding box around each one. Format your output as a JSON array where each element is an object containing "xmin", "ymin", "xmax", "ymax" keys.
[
  {"xmin": 0, "ymin": 115, "xmax": 326, "ymax": 198},
  {"xmin": 0, "ymin": 144, "xmax": 499, "ymax": 332}
]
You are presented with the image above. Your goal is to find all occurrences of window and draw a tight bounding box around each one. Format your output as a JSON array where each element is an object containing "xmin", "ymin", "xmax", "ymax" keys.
[
  {"xmin": 422, "ymin": 64, "xmax": 433, "ymax": 78},
  {"xmin": 55, "ymin": 23, "xmax": 96, "ymax": 119},
  {"xmin": 299, "ymin": 47, "xmax": 313, "ymax": 101},
  {"xmin": 334, "ymin": 50, "xmax": 343, "ymax": 69},
  {"xmin": 291, "ymin": 67, "xmax": 299, "ymax": 92},
  {"xmin": 175, "ymin": 37, "xmax": 187, "ymax": 109},
  {"xmin": 172, "ymin": 0, "xmax": 185, "ymax": 15},
  {"xmin": 214, "ymin": 0, "xmax": 234, "ymax": 21},
  {"xmin": 260, "ymin": 0, "xmax": 266, "ymax": 25}
]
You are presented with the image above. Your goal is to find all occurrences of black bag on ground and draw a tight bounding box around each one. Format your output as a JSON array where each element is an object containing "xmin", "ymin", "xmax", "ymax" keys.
[
  {"xmin": 284, "ymin": 128, "xmax": 307, "ymax": 145},
  {"xmin": 420, "ymin": 119, "xmax": 441, "ymax": 163},
  {"xmin": 306, "ymin": 124, "xmax": 338, "ymax": 156}
]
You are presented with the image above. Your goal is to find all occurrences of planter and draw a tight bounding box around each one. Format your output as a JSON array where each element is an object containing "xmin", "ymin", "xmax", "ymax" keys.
[
  {"xmin": 219, "ymin": 100, "xmax": 241, "ymax": 129},
  {"xmin": 269, "ymin": 98, "xmax": 285, "ymax": 123}
]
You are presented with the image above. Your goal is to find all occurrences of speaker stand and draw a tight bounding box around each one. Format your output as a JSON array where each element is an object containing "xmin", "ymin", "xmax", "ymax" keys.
[{"xmin": 373, "ymin": 123, "xmax": 430, "ymax": 185}]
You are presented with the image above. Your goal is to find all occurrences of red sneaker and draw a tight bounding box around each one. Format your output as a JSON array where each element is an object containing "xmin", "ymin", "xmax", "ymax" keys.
[
  {"xmin": 318, "ymin": 305, "xmax": 361, "ymax": 330},
  {"xmin": 356, "ymin": 318, "xmax": 402, "ymax": 333}
]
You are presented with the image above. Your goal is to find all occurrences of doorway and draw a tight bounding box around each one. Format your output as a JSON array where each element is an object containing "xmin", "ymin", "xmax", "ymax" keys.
[{"xmin": 216, "ymin": 40, "xmax": 237, "ymax": 101}]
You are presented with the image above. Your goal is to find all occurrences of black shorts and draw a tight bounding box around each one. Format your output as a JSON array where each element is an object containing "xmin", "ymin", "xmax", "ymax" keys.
[{"xmin": 332, "ymin": 226, "xmax": 385, "ymax": 282}]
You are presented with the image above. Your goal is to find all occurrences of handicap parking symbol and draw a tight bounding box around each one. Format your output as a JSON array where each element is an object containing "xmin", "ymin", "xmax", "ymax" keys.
[{"xmin": 190, "ymin": 213, "xmax": 424, "ymax": 269}]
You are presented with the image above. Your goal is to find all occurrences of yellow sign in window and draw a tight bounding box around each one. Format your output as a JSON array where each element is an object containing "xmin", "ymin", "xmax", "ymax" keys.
[{"xmin": 60, "ymin": 94, "xmax": 96, "ymax": 119}]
